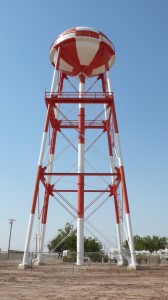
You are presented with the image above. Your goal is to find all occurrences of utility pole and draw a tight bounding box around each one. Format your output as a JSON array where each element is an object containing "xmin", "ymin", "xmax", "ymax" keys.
[{"xmin": 8, "ymin": 219, "xmax": 16, "ymax": 259}]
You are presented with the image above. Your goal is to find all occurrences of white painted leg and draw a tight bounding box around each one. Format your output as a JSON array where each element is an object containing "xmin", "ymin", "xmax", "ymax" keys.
[
  {"xmin": 125, "ymin": 213, "xmax": 138, "ymax": 268},
  {"xmin": 106, "ymin": 71, "xmax": 113, "ymax": 94},
  {"xmin": 50, "ymin": 65, "xmax": 58, "ymax": 93},
  {"xmin": 47, "ymin": 153, "xmax": 55, "ymax": 183},
  {"xmin": 77, "ymin": 217, "xmax": 84, "ymax": 265},
  {"xmin": 77, "ymin": 76, "xmax": 85, "ymax": 266},
  {"xmin": 116, "ymin": 223, "xmax": 124, "ymax": 266},
  {"xmin": 35, "ymin": 224, "xmax": 46, "ymax": 265},
  {"xmin": 38, "ymin": 132, "xmax": 47, "ymax": 166},
  {"xmin": 19, "ymin": 214, "xmax": 34, "ymax": 268}
]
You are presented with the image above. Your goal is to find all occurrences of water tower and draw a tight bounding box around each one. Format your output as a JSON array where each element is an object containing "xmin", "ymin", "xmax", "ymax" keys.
[{"xmin": 19, "ymin": 27, "xmax": 137, "ymax": 269}]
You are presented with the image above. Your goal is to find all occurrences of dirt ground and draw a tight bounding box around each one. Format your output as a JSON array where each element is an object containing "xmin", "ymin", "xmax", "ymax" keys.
[{"xmin": 0, "ymin": 260, "xmax": 168, "ymax": 300}]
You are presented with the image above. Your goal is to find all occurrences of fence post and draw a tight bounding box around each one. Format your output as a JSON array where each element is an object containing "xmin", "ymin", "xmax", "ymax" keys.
[
  {"xmin": 110, "ymin": 252, "xmax": 112, "ymax": 275},
  {"xmin": 149, "ymin": 254, "xmax": 150, "ymax": 269},
  {"xmin": 31, "ymin": 252, "xmax": 33, "ymax": 274}
]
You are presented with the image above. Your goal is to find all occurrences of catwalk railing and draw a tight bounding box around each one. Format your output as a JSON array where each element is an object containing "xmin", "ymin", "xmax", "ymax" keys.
[
  {"xmin": 45, "ymin": 92, "xmax": 114, "ymax": 105},
  {"xmin": 45, "ymin": 92, "xmax": 113, "ymax": 99}
]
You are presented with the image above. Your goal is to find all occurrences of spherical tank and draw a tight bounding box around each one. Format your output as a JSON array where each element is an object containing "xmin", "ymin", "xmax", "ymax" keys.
[{"xmin": 50, "ymin": 27, "xmax": 115, "ymax": 77}]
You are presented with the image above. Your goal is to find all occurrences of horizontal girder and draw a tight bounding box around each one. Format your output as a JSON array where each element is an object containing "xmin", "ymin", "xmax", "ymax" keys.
[
  {"xmin": 53, "ymin": 190, "xmax": 110, "ymax": 192},
  {"xmin": 45, "ymin": 94, "xmax": 113, "ymax": 105},
  {"xmin": 44, "ymin": 172, "xmax": 118, "ymax": 176}
]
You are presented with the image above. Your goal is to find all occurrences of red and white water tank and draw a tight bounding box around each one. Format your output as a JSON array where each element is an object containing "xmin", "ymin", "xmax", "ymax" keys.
[{"xmin": 50, "ymin": 26, "xmax": 115, "ymax": 77}]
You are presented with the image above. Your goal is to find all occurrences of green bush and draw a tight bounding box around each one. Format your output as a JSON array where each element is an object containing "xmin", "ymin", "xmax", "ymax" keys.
[{"xmin": 136, "ymin": 255, "xmax": 148, "ymax": 264}]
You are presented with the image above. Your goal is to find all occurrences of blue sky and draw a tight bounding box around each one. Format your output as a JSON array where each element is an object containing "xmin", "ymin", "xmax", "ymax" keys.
[{"xmin": 0, "ymin": 0, "xmax": 168, "ymax": 251}]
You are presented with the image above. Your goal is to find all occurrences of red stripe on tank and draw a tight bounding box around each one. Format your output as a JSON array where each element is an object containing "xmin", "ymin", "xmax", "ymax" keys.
[
  {"xmin": 89, "ymin": 42, "xmax": 114, "ymax": 71},
  {"xmin": 57, "ymin": 39, "xmax": 81, "ymax": 74}
]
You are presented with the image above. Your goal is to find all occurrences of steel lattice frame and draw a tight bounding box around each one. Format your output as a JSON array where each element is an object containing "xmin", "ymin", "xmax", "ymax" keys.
[{"xmin": 19, "ymin": 27, "xmax": 137, "ymax": 269}]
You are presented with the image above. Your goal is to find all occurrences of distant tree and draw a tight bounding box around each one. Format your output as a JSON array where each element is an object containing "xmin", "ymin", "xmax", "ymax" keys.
[
  {"xmin": 134, "ymin": 235, "xmax": 145, "ymax": 251},
  {"xmin": 123, "ymin": 235, "xmax": 167, "ymax": 252},
  {"xmin": 84, "ymin": 237, "xmax": 102, "ymax": 252},
  {"xmin": 142, "ymin": 235, "xmax": 167, "ymax": 252},
  {"xmin": 48, "ymin": 223, "xmax": 76, "ymax": 252},
  {"xmin": 47, "ymin": 223, "xmax": 102, "ymax": 253}
]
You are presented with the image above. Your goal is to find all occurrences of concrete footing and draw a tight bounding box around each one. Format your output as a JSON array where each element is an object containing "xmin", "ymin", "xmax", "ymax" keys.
[
  {"xmin": 33, "ymin": 261, "xmax": 45, "ymax": 266},
  {"xmin": 18, "ymin": 258, "xmax": 45, "ymax": 269},
  {"xmin": 127, "ymin": 263, "xmax": 141, "ymax": 270},
  {"xmin": 117, "ymin": 261, "xmax": 126, "ymax": 267},
  {"xmin": 32, "ymin": 258, "xmax": 45, "ymax": 266},
  {"xmin": 18, "ymin": 264, "xmax": 32, "ymax": 269}
]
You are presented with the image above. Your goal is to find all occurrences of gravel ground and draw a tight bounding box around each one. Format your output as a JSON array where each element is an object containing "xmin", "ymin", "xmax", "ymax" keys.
[{"xmin": 0, "ymin": 261, "xmax": 168, "ymax": 299}]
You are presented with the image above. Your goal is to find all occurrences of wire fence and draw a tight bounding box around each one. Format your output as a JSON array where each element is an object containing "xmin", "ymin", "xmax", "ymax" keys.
[{"xmin": 1, "ymin": 251, "xmax": 168, "ymax": 269}]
